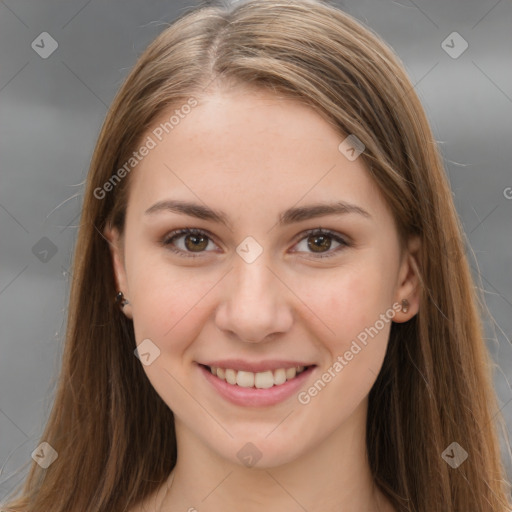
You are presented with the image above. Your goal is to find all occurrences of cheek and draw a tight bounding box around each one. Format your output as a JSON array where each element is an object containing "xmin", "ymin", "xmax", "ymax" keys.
[
  {"xmin": 126, "ymin": 250, "xmax": 214, "ymax": 348},
  {"xmin": 295, "ymin": 271, "xmax": 392, "ymax": 426},
  {"xmin": 294, "ymin": 263, "xmax": 391, "ymax": 349},
  {"xmin": 292, "ymin": 262, "xmax": 394, "ymax": 414},
  {"xmin": 127, "ymin": 262, "xmax": 218, "ymax": 411}
]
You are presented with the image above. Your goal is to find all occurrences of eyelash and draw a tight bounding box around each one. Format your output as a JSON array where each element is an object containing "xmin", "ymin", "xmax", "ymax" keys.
[{"xmin": 161, "ymin": 227, "xmax": 350, "ymax": 259}]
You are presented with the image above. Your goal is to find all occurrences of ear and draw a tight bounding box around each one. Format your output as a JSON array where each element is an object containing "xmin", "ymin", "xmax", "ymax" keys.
[
  {"xmin": 393, "ymin": 234, "xmax": 421, "ymax": 322},
  {"xmin": 103, "ymin": 223, "xmax": 133, "ymax": 320}
]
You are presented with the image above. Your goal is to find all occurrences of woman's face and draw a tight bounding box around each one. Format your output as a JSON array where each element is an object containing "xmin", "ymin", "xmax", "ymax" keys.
[{"xmin": 105, "ymin": 86, "xmax": 420, "ymax": 468}]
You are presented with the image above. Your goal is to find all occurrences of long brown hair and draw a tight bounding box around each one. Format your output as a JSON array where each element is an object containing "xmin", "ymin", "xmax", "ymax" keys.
[{"xmin": 2, "ymin": 0, "xmax": 511, "ymax": 510}]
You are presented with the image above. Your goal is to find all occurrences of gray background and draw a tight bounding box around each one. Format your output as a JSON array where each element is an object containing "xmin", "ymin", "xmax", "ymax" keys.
[{"xmin": 1, "ymin": 0, "xmax": 511, "ymax": 502}]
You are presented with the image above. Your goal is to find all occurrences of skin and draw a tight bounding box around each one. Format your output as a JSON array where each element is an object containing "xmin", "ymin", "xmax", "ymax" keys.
[{"xmin": 104, "ymin": 85, "xmax": 420, "ymax": 512}]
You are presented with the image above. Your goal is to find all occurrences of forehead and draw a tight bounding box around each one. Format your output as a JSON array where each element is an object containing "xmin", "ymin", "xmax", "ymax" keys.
[{"xmin": 125, "ymin": 88, "xmax": 389, "ymax": 224}]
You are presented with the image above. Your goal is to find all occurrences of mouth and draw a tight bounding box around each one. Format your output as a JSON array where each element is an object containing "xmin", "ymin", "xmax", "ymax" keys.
[{"xmin": 199, "ymin": 363, "xmax": 316, "ymax": 389}]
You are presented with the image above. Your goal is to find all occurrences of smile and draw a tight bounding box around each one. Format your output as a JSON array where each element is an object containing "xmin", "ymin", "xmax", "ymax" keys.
[
  {"xmin": 206, "ymin": 364, "xmax": 310, "ymax": 389},
  {"xmin": 198, "ymin": 363, "xmax": 317, "ymax": 407}
]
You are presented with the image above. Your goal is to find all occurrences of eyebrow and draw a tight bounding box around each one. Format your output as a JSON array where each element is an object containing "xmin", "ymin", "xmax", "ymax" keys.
[{"xmin": 144, "ymin": 199, "xmax": 371, "ymax": 228}]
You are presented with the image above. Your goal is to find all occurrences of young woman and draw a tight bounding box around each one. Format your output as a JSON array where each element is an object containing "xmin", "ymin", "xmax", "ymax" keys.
[{"xmin": 2, "ymin": 0, "xmax": 511, "ymax": 510}]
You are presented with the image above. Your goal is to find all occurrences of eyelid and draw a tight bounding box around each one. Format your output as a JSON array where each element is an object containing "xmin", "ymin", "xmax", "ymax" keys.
[
  {"xmin": 289, "ymin": 227, "xmax": 349, "ymax": 259},
  {"xmin": 161, "ymin": 227, "xmax": 220, "ymax": 258},
  {"xmin": 161, "ymin": 226, "xmax": 350, "ymax": 258}
]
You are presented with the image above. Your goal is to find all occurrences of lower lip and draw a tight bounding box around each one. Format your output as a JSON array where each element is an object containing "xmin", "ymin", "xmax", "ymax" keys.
[{"xmin": 198, "ymin": 363, "xmax": 316, "ymax": 407}]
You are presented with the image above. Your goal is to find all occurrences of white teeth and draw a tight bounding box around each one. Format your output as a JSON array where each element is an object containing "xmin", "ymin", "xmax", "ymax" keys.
[
  {"xmin": 285, "ymin": 367, "xmax": 296, "ymax": 380},
  {"xmin": 254, "ymin": 371, "xmax": 274, "ymax": 389},
  {"xmin": 208, "ymin": 365, "xmax": 309, "ymax": 388},
  {"xmin": 273, "ymin": 368, "xmax": 287, "ymax": 386},
  {"xmin": 236, "ymin": 371, "xmax": 255, "ymax": 388},
  {"xmin": 225, "ymin": 368, "xmax": 237, "ymax": 385}
]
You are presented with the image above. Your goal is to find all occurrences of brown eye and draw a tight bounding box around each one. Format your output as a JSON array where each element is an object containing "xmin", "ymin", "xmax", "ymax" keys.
[
  {"xmin": 183, "ymin": 233, "xmax": 209, "ymax": 252},
  {"xmin": 294, "ymin": 228, "xmax": 349, "ymax": 258},
  {"xmin": 162, "ymin": 228, "xmax": 217, "ymax": 257},
  {"xmin": 307, "ymin": 233, "xmax": 332, "ymax": 253}
]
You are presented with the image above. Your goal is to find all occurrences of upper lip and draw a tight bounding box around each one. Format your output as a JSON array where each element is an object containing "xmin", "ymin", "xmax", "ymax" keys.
[{"xmin": 199, "ymin": 359, "xmax": 315, "ymax": 373}]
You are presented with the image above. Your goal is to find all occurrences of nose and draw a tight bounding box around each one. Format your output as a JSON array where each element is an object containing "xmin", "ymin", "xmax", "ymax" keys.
[{"xmin": 214, "ymin": 252, "xmax": 293, "ymax": 343}]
